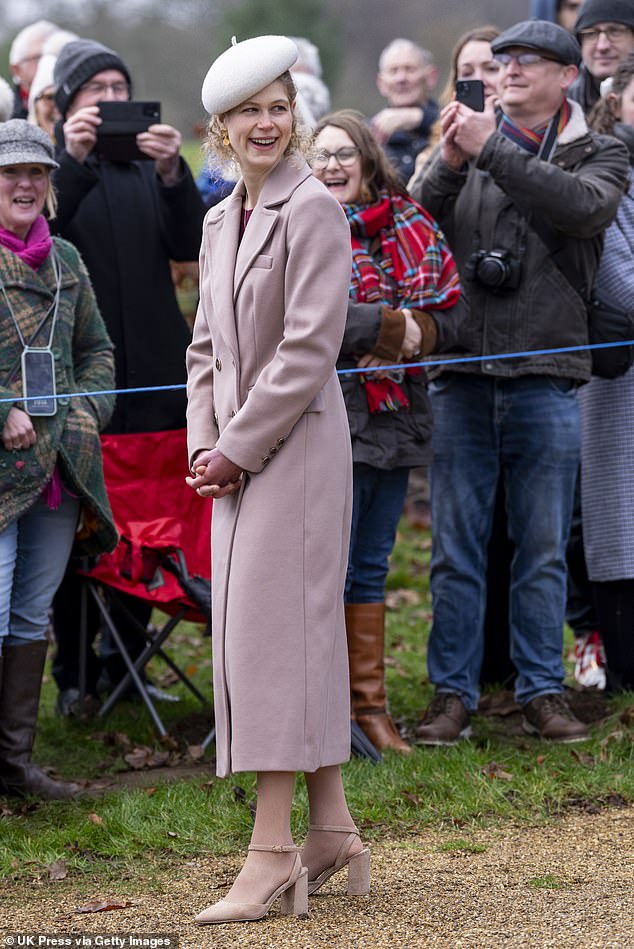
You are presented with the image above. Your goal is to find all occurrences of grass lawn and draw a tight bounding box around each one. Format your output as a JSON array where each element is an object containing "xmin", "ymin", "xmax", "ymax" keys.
[{"xmin": 1, "ymin": 520, "xmax": 632, "ymax": 885}]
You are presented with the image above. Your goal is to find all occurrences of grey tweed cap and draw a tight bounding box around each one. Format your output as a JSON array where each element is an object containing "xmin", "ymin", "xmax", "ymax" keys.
[
  {"xmin": 491, "ymin": 19, "xmax": 582, "ymax": 66},
  {"xmin": 0, "ymin": 119, "xmax": 59, "ymax": 169}
]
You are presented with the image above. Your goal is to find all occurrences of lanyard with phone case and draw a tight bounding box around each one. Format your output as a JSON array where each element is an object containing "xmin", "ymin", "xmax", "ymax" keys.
[{"xmin": 1, "ymin": 248, "xmax": 61, "ymax": 416}]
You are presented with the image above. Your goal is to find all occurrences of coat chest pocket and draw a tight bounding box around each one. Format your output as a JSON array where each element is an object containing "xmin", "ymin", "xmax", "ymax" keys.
[{"xmin": 253, "ymin": 255, "xmax": 273, "ymax": 270}]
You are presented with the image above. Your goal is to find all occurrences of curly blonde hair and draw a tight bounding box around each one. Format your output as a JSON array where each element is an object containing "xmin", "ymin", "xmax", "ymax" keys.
[{"xmin": 203, "ymin": 71, "xmax": 312, "ymax": 176}]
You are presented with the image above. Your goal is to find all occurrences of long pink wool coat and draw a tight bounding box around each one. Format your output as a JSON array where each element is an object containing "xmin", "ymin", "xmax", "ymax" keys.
[{"xmin": 186, "ymin": 156, "xmax": 354, "ymax": 777}]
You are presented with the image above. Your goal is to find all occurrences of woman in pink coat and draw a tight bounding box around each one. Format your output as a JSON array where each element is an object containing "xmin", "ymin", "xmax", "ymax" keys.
[{"xmin": 186, "ymin": 36, "xmax": 369, "ymax": 925}]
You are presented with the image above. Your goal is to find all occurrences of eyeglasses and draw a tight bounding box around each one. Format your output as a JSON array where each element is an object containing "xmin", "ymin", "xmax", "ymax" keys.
[
  {"xmin": 578, "ymin": 25, "xmax": 633, "ymax": 44},
  {"xmin": 79, "ymin": 81, "xmax": 129, "ymax": 98},
  {"xmin": 493, "ymin": 52, "xmax": 558, "ymax": 67},
  {"xmin": 311, "ymin": 146, "xmax": 360, "ymax": 169}
]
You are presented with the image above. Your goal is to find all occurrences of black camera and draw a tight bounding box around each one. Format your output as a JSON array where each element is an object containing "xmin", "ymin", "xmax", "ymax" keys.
[{"xmin": 465, "ymin": 248, "xmax": 521, "ymax": 291}]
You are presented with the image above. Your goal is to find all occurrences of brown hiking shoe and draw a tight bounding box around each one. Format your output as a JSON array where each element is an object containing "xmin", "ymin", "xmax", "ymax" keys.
[
  {"xmin": 522, "ymin": 693, "xmax": 589, "ymax": 743},
  {"xmin": 414, "ymin": 692, "xmax": 471, "ymax": 746}
]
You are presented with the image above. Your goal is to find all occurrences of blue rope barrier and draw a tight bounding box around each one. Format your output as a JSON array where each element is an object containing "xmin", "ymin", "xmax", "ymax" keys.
[{"xmin": 2, "ymin": 339, "xmax": 634, "ymax": 404}]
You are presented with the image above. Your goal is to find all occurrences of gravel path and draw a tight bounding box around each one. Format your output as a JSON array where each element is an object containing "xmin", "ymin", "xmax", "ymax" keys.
[{"xmin": 2, "ymin": 804, "xmax": 632, "ymax": 948}]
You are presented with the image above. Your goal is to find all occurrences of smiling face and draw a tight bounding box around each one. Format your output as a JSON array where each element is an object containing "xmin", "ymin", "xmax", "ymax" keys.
[
  {"xmin": 223, "ymin": 79, "xmax": 294, "ymax": 177},
  {"xmin": 580, "ymin": 22, "xmax": 634, "ymax": 81},
  {"xmin": 312, "ymin": 124, "xmax": 363, "ymax": 205},
  {"xmin": 0, "ymin": 163, "xmax": 49, "ymax": 239},
  {"xmin": 377, "ymin": 43, "xmax": 433, "ymax": 108},
  {"xmin": 456, "ymin": 40, "xmax": 501, "ymax": 98},
  {"xmin": 498, "ymin": 48, "xmax": 577, "ymax": 125}
]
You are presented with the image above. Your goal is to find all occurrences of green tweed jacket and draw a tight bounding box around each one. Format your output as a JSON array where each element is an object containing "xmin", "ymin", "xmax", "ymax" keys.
[{"xmin": 0, "ymin": 237, "xmax": 117, "ymax": 556}]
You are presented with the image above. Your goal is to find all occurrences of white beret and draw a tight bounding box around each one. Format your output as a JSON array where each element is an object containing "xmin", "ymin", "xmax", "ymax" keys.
[{"xmin": 201, "ymin": 35, "xmax": 298, "ymax": 115}]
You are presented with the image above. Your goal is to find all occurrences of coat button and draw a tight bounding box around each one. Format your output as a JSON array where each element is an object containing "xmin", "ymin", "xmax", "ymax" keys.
[
  {"xmin": 276, "ymin": 437, "xmax": 285, "ymax": 447},
  {"xmin": 215, "ymin": 357, "xmax": 222, "ymax": 371},
  {"xmin": 230, "ymin": 410, "xmax": 236, "ymax": 418}
]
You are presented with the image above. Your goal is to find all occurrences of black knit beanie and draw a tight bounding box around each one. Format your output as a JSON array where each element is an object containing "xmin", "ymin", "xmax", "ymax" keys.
[
  {"xmin": 53, "ymin": 39, "xmax": 132, "ymax": 117},
  {"xmin": 575, "ymin": 0, "xmax": 634, "ymax": 35}
]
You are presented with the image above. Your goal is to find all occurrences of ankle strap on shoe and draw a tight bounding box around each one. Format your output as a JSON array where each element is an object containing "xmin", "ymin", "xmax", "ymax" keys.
[
  {"xmin": 309, "ymin": 824, "xmax": 359, "ymax": 834},
  {"xmin": 247, "ymin": 843, "xmax": 300, "ymax": 852}
]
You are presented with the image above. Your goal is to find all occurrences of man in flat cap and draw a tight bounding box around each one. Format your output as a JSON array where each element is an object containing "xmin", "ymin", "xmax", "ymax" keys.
[
  {"xmin": 410, "ymin": 21, "xmax": 628, "ymax": 745},
  {"xmin": 570, "ymin": 0, "xmax": 634, "ymax": 112},
  {"xmin": 49, "ymin": 39, "xmax": 205, "ymax": 714}
]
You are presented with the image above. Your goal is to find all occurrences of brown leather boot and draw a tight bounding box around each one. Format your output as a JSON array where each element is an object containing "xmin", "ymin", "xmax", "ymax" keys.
[
  {"xmin": 345, "ymin": 602, "xmax": 411, "ymax": 754},
  {"xmin": 0, "ymin": 641, "xmax": 80, "ymax": 800}
]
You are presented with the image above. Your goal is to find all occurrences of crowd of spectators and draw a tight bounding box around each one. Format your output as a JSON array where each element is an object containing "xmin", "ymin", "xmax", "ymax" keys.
[{"xmin": 1, "ymin": 0, "xmax": 633, "ymax": 805}]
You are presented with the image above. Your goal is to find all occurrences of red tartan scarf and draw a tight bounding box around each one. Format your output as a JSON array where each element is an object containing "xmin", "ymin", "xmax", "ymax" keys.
[{"xmin": 344, "ymin": 191, "xmax": 460, "ymax": 413}]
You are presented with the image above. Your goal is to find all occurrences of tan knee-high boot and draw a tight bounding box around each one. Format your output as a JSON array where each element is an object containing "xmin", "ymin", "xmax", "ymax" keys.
[{"xmin": 345, "ymin": 602, "xmax": 411, "ymax": 754}]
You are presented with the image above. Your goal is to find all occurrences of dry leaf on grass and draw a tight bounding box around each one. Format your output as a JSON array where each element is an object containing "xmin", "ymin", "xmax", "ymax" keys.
[
  {"xmin": 47, "ymin": 859, "xmax": 68, "ymax": 881},
  {"xmin": 123, "ymin": 746, "xmax": 173, "ymax": 770},
  {"xmin": 386, "ymin": 589, "xmax": 421, "ymax": 609},
  {"xmin": 75, "ymin": 898, "xmax": 134, "ymax": 914},
  {"xmin": 187, "ymin": 744, "xmax": 205, "ymax": 760},
  {"xmin": 87, "ymin": 813, "xmax": 103, "ymax": 825},
  {"xmin": 481, "ymin": 761, "xmax": 513, "ymax": 781}
]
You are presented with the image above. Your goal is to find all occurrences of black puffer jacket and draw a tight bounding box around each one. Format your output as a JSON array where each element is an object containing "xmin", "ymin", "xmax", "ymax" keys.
[{"xmin": 411, "ymin": 100, "xmax": 629, "ymax": 382}]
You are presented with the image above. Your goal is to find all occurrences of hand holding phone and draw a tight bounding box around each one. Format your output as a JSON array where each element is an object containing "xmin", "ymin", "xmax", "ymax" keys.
[
  {"xmin": 96, "ymin": 101, "xmax": 162, "ymax": 161},
  {"xmin": 455, "ymin": 79, "xmax": 485, "ymax": 112}
]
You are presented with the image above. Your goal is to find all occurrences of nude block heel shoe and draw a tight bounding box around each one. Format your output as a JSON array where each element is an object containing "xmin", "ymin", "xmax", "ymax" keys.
[
  {"xmin": 194, "ymin": 844, "xmax": 308, "ymax": 924},
  {"xmin": 305, "ymin": 824, "xmax": 371, "ymax": 896}
]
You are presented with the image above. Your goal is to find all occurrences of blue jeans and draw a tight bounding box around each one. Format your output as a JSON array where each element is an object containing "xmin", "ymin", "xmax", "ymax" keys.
[
  {"xmin": 428, "ymin": 374, "xmax": 580, "ymax": 710},
  {"xmin": 345, "ymin": 463, "xmax": 409, "ymax": 603},
  {"xmin": 0, "ymin": 492, "xmax": 80, "ymax": 652}
]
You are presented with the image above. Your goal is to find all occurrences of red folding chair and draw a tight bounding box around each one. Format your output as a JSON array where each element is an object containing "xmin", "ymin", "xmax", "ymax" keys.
[{"xmin": 80, "ymin": 428, "xmax": 213, "ymax": 738}]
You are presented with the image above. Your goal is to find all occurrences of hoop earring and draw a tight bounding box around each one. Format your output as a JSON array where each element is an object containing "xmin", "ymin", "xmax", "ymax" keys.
[{"xmin": 221, "ymin": 128, "xmax": 230, "ymax": 148}]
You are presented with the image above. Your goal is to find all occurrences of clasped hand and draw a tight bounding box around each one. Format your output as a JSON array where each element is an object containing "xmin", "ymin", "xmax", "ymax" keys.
[{"xmin": 185, "ymin": 447, "xmax": 242, "ymax": 499}]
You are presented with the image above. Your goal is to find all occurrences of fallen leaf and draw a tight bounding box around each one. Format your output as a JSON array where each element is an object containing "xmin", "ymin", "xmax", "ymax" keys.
[
  {"xmin": 75, "ymin": 898, "xmax": 134, "ymax": 914},
  {"xmin": 48, "ymin": 859, "xmax": 68, "ymax": 881},
  {"xmin": 88, "ymin": 813, "xmax": 103, "ymax": 825},
  {"xmin": 536, "ymin": 755, "xmax": 546, "ymax": 766},
  {"xmin": 386, "ymin": 589, "xmax": 421, "ymax": 609},
  {"xmin": 481, "ymin": 761, "xmax": 513, "ymax": 781},
  {"xmin": 570, "ymin": 749, "xmax": 595, "ymax": 766},
  {"xmin": 143, "ymin": 787, "xmax": 158, "ymax": 797},
  {"xmin": 159, "ymin": 733, "xmax": 179, "ymax": 751},
  {"xmin": 167, "ymin": 830, "xmax": 178, "ymax": 838},
  {"xmin": 187, "ymin": 744, "xmax": 205, "ymax": 760}
]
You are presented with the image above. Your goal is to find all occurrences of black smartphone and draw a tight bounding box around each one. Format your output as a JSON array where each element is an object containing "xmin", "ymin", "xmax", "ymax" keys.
[
  {"xmin": 455, "ymin": 79, "xmax": 485, "ymax": 112},
  {"xmin": 96, "ymin": 100, "xmax": 161, "ymax": 161},
  {"xmin": 22, "ymin": 348, "xmax": 56, "ymax": 416}
]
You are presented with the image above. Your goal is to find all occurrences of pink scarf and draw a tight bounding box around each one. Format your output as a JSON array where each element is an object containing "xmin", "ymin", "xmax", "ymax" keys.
[{"xmin": 0, "ymin": 215, "xmax": 52, "ymax": 270}]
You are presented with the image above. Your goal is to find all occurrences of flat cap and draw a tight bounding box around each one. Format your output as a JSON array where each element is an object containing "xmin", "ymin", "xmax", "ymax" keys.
[
  {"xmin": 491, "ymin": 19, "xmax": 582, "ymax": 66},
  {"xmin": 0, "ymin": 119, "xmax": 58, "ymax": 169},
  {"xmin": 575, "ymin": 0, "xmax": 634, "ymax": 34},
  {"xmin": 201, "ymin": 35, "xmax": 298, "ymax": 115}
]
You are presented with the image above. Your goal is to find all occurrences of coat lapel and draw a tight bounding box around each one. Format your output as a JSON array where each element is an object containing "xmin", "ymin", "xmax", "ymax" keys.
[
  {"xmin": 206, "ymin": 186, "xmax": 243, "ymax": 361},
  {"xmin": 233, "ymin": 156, "xmax": 313, "ymax": 302}
]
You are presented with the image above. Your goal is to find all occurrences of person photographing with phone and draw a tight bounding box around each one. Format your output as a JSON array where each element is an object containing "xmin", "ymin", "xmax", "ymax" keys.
[
  {"xmin": 49, "ymin": 39, "xmax": 204, "ymax": 716},
  {"xmin": 410, "ymin": 20, "xmax": 628, "ymax": 746}
]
